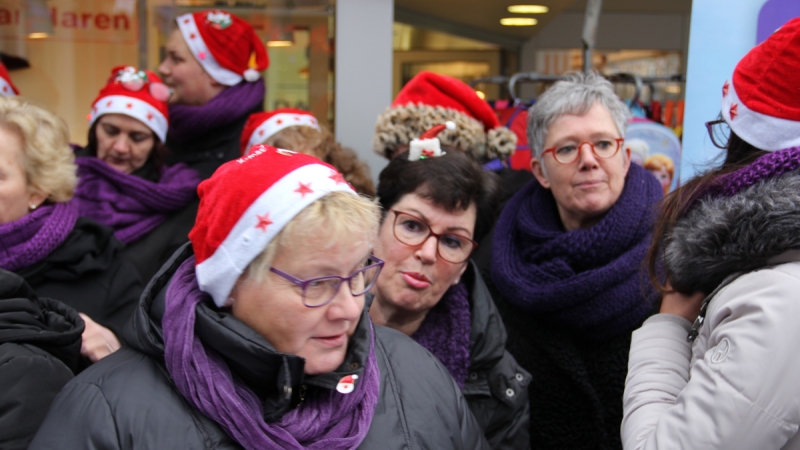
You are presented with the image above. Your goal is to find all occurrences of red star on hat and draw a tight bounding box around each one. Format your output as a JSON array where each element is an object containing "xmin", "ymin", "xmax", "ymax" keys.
[
  {"xmin": 255, "ymin": 213, "xmax": 273, "ymax": 231},
  {"xmin": 295, "ymin": 182, "xmax": 314, "ymax": 198},
  {"xmin": 183, "ymin": 18, "xmax": 190, "ymax": 24},
  {"xmin": 276, "ymin": 119, "xmax": 283, "ymax": 125},
  {"xmin": 258, "ymin": 129, "xmax": 265, "ymax": 136},
  {"xmin": 730, "ymin": 103, "xmax": 739, "ymax": 120},
  {"xmin": 294, "ymin": 116, "xmax": 300, "ymax": 121},
  {"xmin": 106, "ymin": 100, "xmax": 113, "ymax": 107},
  {"xmin": 189, "ymin": 33, "xmax": 196, "ymax": 40},
  {"xmin": 329, "ymin": 171, "xmax": 347, "ymax": 185},
  {"xmin": 722, "ymin": 81, "xmax": 729, "ymax": 97},
  {"xmin": 147, "ymin": 112, "xmax": 154, "ymax": 121},
  {"xmin": 126, "ymin": 103, "xmax": 133, "ymax": 109},
  {"xmin": 198, "ymin": 51, "xmax": 207, "ymax": 60}
]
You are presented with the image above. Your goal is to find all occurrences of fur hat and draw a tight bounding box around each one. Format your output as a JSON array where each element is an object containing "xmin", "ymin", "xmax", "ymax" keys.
[
  {"xmin": 176, "ymin": 10, "xmax": 269, "ymax": 86},
  {"xmin": 721, "ymin": 17, "xmax": 800, "ymax": 151},
  {"xmin": 240, "ymin": 109, "xmax": 321, "ymax": 156},
  {"xmin": 89, "ymin": 66, "xmax": 170, "ymax": 142},
  {"xmin": 373, "ymin": 71, "xmax": 516, "ymax": 162},
  {"xmin": 189, "ymin": 144, "xmax": 356, "ymax": 307}
]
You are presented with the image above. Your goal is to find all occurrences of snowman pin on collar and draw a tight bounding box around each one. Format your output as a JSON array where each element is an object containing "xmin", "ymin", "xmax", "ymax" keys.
[{"xmin": 336, "ymin": 374, "xmax": 358, "ymax": 394}]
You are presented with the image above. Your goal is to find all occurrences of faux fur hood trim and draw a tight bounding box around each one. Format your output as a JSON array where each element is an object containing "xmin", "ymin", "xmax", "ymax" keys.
[
  {"xmin": 372, "ymin": 103, "xmax": 516, "ymax": 161},
  {"xmin": 666, "ymin": 169, "xmax": 800, "ymax": 294}
]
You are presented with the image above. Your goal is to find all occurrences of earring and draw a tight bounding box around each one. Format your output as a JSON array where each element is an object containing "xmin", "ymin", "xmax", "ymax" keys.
[
  {"xmin": 29, "ymin": 203, "xmax": 37, "ymax": 211},
  {"xmin": 453, "ymin": 278, "xmax": 460, "ymax": 286},
  {"xmin": 226, "ymin": 297, "xmax": 235, "ymax": 306}
]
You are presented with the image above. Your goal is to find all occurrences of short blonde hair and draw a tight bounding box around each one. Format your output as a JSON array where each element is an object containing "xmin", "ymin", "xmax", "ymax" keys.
[
  {"xmin": 245, "ymin": 191, "xmax": 381, "ymax": 282},
  {"xmin": 644, "ymin": 153, "xmax": 675, "ymax": 177},
  {"xmin": 0, "ymin": 97, "xmax": 76, "ymax": 202}
]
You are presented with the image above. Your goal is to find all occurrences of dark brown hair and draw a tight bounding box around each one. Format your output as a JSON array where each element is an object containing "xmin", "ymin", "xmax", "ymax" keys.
[
  {"xmin": 646, "ymin": 132, "xmax": 768, "ymax": 293},
  {"xmin": 86, "ymin": 120, "xmax": 168, "ymax": 170},
  {"xmin": 376, "ymin": 150, "xmax": 502, "ymax": 243}
]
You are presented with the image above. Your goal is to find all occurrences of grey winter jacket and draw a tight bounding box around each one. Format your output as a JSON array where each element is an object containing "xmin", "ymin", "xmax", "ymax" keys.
[
  {"xmin": 623, "ymin": 170, "xmax": 800, "ymax": 449},
  {"xmin": 29, "ymin": 244, "xmax": 490, "ymax": 450},
  {"xmin": 461, "ymin": 262, "xmax": 532, "ymax": 449}
]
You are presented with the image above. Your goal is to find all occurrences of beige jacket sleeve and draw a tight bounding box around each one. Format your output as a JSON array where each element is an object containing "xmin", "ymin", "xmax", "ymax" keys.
[{"xmin": 622, "ymin": 265, "xmax": 800, "ymax": 450}]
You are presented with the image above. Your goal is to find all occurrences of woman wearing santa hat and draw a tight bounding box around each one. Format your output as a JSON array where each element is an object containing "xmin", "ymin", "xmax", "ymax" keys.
[
  {"xmin": 623, "ymin": 18, "xmax": 800, "ymax": 449},
  {"xmin": 368, "ymin": 127, "xmax": 531, "ymax": 449},
  {"xmin": 158, "ymin": 9, "xmax": 268, "ymax": 178},
  {"xmin": 0, "ymin": 96, "xmax": 142, "ymax": 363},
  {"xmin": 30, "ymin": 145, "xmax": 489, "ymax": 449},
  {"xmin": 74, "ymin": 66, "xmax": 201, "ymax": 284},
  {"xmin": 242, "ymin": 108, "xmax": 375, "ymax": 196}
]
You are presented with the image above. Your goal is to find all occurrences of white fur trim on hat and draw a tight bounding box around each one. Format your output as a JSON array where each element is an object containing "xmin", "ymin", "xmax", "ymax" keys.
[
  {"xmin": 244, "ymin": 113, "xmax": 321, "ymax": 155},
  {"xmin": 90, "ymin": 95, "xmax": 168, "ymax": 142},
  {"xmin": 195, "ymin": 162, "xmax": 356, "ymax": 307},
  {"xmin": 0, "ymin": 78, "xmax": 16, "ymax": 97},
  {"xmin": 723, "ymin": 79, "xmax": 800, "ymax": 152},
  {"xmin": 177, "ymin": 13, "xmax": 243, "ymax": 86}
]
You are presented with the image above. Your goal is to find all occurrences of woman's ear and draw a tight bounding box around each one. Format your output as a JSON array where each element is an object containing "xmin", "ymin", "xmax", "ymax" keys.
[
  {"xmin": 530, "ymin": 157, "xmax": 551, "ymax": 189},
  {"xmin": 27, "ymin": 189, "xmax": 47, "ymax": 210}
]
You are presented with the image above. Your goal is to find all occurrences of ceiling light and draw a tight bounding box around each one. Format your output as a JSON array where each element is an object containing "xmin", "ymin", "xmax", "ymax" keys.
[
  {"xmin": 500, "ymin": 18, "xmax": 538, "ymax": 26},
  {"xmin": 267, "ymin": 40, "xmax": 293, "ymax": 47},
  {"xmin": 508, "ymin": 5, "xmax": 549, "ymax": 14},
  {"xmin": 28, "ymin": 32, "xmax": 49, "ymax": 39},
  {"xmin": 475, "ymin": 90, "xmax": 486, "ymax": 100}
]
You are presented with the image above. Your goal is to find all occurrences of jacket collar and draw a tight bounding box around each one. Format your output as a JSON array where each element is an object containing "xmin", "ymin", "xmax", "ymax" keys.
[{"xmin": 124, "ymin": 242, "xmax": 370, "ymax": 421}]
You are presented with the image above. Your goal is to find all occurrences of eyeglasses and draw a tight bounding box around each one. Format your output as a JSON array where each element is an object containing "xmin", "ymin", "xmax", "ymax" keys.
[
  {"xmin": 391, "ymin": 210, "xmax": 477, "ymax": 264},
  {"xmin": 542, "ymin": 138, "xmax": 625, "ymax": 164},
  {"xmin": 114, "ymin": 66, "xmax": 170, "ymax": 102},
  {"xmin": 705, "ymin": 119, "xmax": 730, "ymax": 149},
  {"xmin": 269, "ymin": 255, "xmax": 384, "ymax": 308}
]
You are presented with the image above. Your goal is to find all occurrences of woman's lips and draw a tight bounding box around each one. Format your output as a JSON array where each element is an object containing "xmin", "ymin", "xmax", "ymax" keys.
[
  {"xmin": 575, "ymin": 180, "xmax": 605, "ymax": 189},
  {"xmin": 402, "ymin": 272, "xmax": 431, "ymax": 289},
  {"xmin": 314, "ymin": 333, "xmax": 347, "ymax": 347}
]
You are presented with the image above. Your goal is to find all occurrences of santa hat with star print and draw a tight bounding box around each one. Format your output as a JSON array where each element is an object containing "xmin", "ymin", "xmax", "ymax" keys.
[
  {"xmin": 176, "ymin": 10, "xmax": 269, "ymax": 86},
  {"xmin": 0, "ymin": 62, "xmax": 19, "ymax": 97},
  {"xmin": 720, "ymin": 17, "xmax": 800, "ymax": 151},
  {"xmin": 240, "ymin": 108, "xmax": 321, "ymax": 156},
  {"xmin": 89, "ymin": 66, "xmax": 170, "ymax": 142},
  {"xmin": 190, "ymin": 144, "xmax": 356, "ymax": 307},
  {"xmin": 373, "ymin": 71, "xmax": 516, "ymax": 162}
]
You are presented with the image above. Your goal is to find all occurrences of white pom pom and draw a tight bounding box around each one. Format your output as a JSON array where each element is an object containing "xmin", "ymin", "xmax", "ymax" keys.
[
  {"xmin": 445, "ymin": 120, "xmax": 456, "ymax": 130},
  {"xmin": 244, "ymin": 68, "xmax": 261, "ymax": 82}
]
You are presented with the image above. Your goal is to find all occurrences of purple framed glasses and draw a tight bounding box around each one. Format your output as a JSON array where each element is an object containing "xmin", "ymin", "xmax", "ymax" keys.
[
  {"xmin": 269, "ymin": 255, "xmax": 384, "ymax": 308},
  {"xmin": 705, "ymin": 119, "xmax": 730, "ymax": 149}
]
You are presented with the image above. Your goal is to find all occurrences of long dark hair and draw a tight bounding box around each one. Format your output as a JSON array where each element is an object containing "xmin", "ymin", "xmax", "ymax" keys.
[
  {"xmin": 86, "ymin": 120, "xmax": 169, "ymax": 170},
  {"xmin": 646, "ymin": 132, "xmax": 768, "ymax": 293}
]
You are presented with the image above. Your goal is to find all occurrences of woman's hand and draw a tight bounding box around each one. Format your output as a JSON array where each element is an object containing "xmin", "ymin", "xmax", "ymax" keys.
[
  {"xmin": 79, "ymin": 313, "xmax": 121, "ymax": 362},
  {"xmin": 659, "ymin": 282, "xmax": 706, "ymax": 322}
]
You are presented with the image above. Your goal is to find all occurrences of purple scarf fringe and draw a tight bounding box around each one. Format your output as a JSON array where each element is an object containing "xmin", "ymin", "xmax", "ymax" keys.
[
  {"xmin": 167, "ymin": 81, "xmax": 265, "ymax": 143},
  {"xmin": 411, "ymin": 282, "xmax": 472, "ymax": 388},
  {"xmin": 74, "ymin": 157, "xmax": 200, "ymax": 244},
  {"xmin": 162, "ymin": 257, "xmax": 379, "ymax": 450},
  {"xmin": 490, "ymin": 164, "xmax": 662, "ymax": 339},
  {"xmin": 0, "ymin": 201, "xmax": 78, "ymax": 272}
]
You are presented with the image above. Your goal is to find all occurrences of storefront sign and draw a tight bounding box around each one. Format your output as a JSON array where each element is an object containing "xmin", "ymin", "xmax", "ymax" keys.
[{"xmin": 0, "ymin": 0, "xmax": 137, "ymax": 43}]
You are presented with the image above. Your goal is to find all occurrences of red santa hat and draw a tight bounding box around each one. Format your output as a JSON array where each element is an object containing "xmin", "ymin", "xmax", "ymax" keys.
[
  {"xmin": 373, "ymin": 71, "xmax": 516, "ymax": 161},
  {"xmin": 0, "ymin": 62, "xmax": 19, "ymax": 97},
  {"xmin": 190, "ymin": 144, "xmax": 356, "ymax": 307},
  {"xmin": 176, "ymin": 10, "xmax": 269, "ymax": 86},
  {"xmin": 721, "ymin": 17, "xmax": 800, "ymax": 151},
  {"xmin": 240, "ymin": 108, "xmax": 321, "ymax": 156},
  {"xmin": 89, "ymin": 66, "xmax": 170, "ymax": 142}
]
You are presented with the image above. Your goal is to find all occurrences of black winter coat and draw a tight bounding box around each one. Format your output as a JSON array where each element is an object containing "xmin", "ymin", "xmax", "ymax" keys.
[
  {"xmin": 30, "ymin": 244, "xmax": 490, "ymax": 450},
  {"xmin": 0, "ymin": 269, "xmax": 83, "ymax": 450},
  {"xmin": 461, "ymin": 262, "xmax": 532, "ymax": 449},
  {"xmin": 166, "ymin": 104, "xmax": 260, "ymax": 179},
  {"xmin": 16, "ymin": 217, "xmax": 143, "ymax": 338}
]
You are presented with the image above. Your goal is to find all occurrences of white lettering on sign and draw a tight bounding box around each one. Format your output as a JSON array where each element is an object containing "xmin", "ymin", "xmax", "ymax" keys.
[{"xmin": 0, "ymin": 0, "xmax": 137, "ymax": 43}]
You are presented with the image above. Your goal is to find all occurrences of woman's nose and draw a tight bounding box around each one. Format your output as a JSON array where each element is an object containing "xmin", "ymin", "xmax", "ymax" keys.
[
  {"xmin": 327, "ymin": 284, "xmax": 362, "ymax": 321},
  {"xmin": 577, "ymin": 143, "xmax": 600, "ymax": 169},
  {"xmin": 111, "ymin": 136, "xmax": 130, "ymax": 154},
  {"xmin": 415, "ymin": 235, "xmax": 439, "ymax": 263},
  {"xmin": 157, "ymin": 59, "xmax": 170, "ymax": 78}
]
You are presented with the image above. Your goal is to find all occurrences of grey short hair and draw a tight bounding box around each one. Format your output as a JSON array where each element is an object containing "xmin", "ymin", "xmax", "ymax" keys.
[{"xmin": 527, "ymin": 72, "xmax": 631, "ymax": 159}]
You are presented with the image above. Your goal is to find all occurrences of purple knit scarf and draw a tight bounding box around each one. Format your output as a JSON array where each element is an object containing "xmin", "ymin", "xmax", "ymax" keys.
[
  {"xmin": 411, "ymin": 282, "xmax": 471, "ymax": 388},
  {"xmin": 74, "ymin": 157, "xmax": 200, "ymax": 244},
  {"xmin": 0, "ymin": 201, "xmax": 78, "ymax": 272},
  {"xmin": 490, "ymin": 164, "xmax": 662, "ymax": 338},
  {"xmin": 167, "ymin": 81, "xmax": 265, "ymax": 143},
  {"xmin": 163, "ymin": 257, "xmax": 379, "ymax": 450}
]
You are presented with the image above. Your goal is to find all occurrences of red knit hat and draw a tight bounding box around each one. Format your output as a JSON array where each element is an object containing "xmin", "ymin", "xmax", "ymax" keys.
[
  {"xmin": 240, "ymin": 108, "xmax": 321, "ymax": 156},
  {"xmin": 373, "ymin": 71, "xmax": 516, "ymax": 161},
  {"xmin": 176, "ymin": 10, "xmax": 269, "ymax": 86},
  {"xmin": 190, "ymin": 144, "xmax": 356, "ymax": 306},
  {"xmin": 721, "ymin": 17, "xmax": 800, "ymax": 151},
  {"xmin": 89, "ymin": 66, "xmax": 170, "ymax": 142},
  {"xmin": 0, "ymin": 62, "xmax": 19, "ymax": 97}
]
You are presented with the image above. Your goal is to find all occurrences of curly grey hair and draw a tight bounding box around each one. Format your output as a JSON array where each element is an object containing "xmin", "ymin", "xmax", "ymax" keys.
[{"xmin": 527, "ymin": 72, "xmax": 631, "ymax": 160}]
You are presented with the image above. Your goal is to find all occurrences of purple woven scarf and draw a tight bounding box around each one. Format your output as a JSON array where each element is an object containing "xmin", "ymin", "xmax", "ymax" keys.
[
  {"xmin": 490, "ymin": 164, "xmax": 662, "ymax": 338},
  {"xmin": 411, "ymin": 282, "xmax": 471, "ymax": 388},
  {"xmin": 0, "ymin": 201, "xmax": 78, "ymax": 272},
  {"xmin": 74, "ymin": 157, "xmax": 200, "ymax": 244},
  {"xmin": 167, "ymin": 81, "xmax": 265, "ymax": 143},
  {"xmin": 163, "ymin": 257, "xmax": 379, "ymax": 450},
  {"xmin": 699, "ymin": 146, "xmax": 800, "ymax": 203}
]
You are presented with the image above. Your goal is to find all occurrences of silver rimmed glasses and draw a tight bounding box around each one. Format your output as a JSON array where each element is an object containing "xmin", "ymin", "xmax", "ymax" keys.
[
  {"xmin": 391, "ymin": 210, "xmax": 477, "ymax": 264},
  {"xmin": 269, "ymin": 255, "xmax": 384, "ymax": 308},
  {"xmin": 542, "ymin": 137, "xmax": 625, "ymax": 164}
]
